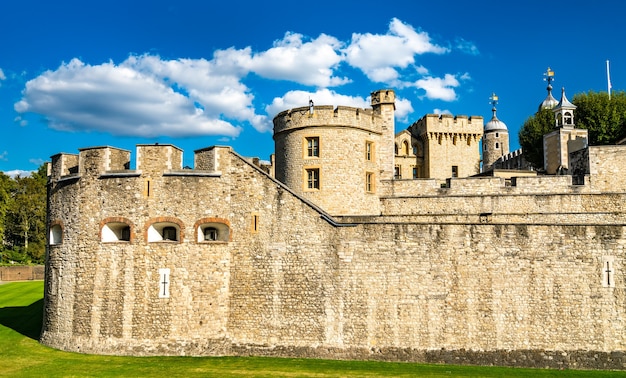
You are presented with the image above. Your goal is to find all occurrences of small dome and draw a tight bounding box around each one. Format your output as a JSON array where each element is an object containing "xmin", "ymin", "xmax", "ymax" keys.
[
  {"xmin": 485, "ymin": 107, "xmax": 508, "ymax": 132},
  {"xmin": 539, "ymin": 84, "xmax": 558, "ymax": 111},
  {"xmin": 485, "ymin": 116, "xmax": 508, "ymax": 132}
]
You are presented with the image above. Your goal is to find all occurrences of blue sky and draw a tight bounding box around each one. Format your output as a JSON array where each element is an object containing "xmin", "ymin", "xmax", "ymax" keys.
[{"xmin": 0, "ymin": 0, "xmax": 622, "ymax": 176}]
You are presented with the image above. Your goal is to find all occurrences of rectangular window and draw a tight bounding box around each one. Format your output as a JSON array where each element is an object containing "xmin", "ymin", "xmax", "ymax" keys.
[
  {"xmin": 451, "ymin": 166, "xmax": 458, "ymax": 178},
  {"xmin": 306, "ymin": 137, "xmax": 319, "ymax": 157},
  {"xmin": 365, "ymin": 141, "xmax": 373, "ymax": 161},
  {"xmin": 306, "ymin": 168, "xmax": 320, "ymax": 189},
  {"xmin": 412, "ymin": 166, "xmax": 418, "ymax": 179},
  {"xmin": 366, "ymin": 172, "xmax": 375, "ymax": 192},
  {"xmin": 394, "ymin": 166, "xmax": 401, "ymax": 179}
]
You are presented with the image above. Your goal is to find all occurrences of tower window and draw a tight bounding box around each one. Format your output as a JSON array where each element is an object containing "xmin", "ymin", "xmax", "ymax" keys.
[
  {"xmin": 394, "ymin": 166, "xmax": 401, "ymax": 179},
  {"xmin": 365, "ymin": 141, "xmax": 374, "ymax": 161},
  {"xmin": 452, "ymin": 166, "xmax": 458, "ymax": 178},
  {"xmin": 162, "ymin": 226, "xmax": 177, "ymax": 241},
  {"xmin": 101, "ymin": 221, "xmax": 131, "ymax": 242},
  {"xmin": 50, "ymin": 224, "xmax": 63, "ymax": 245},
  {"xmin": 366, "ymin": 172, "xmax": 375, "ymax": 192},
  {"xmin": 306, "ymin": 137, "xmax": 319, "ymax": 157},
  {"xmin": 203, "ymin": 227, "xmax": 218, "ymax": 241},
  {"xmin": 495, "ymin": 132, "xmax": 499, "ymax": 138},
  {"xmin": 306, "ymin": 168, "xmax": 320, "ymax": 189},
  {"xmin": 495, "ymin": 142, "xmax": 500, "ymax": 149}
]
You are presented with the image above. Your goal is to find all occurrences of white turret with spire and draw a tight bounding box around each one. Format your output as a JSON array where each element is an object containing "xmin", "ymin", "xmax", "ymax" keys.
[{"xmin": 482, "ymin": 93, "xmax": 509, "ymax": 171}]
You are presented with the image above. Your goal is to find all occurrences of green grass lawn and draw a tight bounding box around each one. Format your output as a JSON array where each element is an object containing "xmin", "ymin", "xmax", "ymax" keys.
[{"xmin": 1, "ymin": 281, "xmax": 625, "ymax": 377}]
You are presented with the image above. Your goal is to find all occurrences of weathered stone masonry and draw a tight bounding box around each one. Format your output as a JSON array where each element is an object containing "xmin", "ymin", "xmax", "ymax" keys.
[{"xmin": 42, "ymin": 90, "xmax": 626, "ymax": 370}]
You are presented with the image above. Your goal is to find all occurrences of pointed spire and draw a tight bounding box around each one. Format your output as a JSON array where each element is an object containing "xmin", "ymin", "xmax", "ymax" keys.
[
  {"xmin": 555, "ymin": 87, "xmax": 575, "ymax": 109},
  {"xmin": 553, "ymin": 87, "xmax": 576, "ymax": 128}
]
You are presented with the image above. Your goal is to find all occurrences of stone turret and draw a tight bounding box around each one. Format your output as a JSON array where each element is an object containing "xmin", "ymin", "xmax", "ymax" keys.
[
  {"xmin": 410, "ymin": 114, "xmax": 483, "ymax": 179},
  {"xmin": 272, "ymin": 90, "xmax": 396, "ymax": 216},
  {"xmin": 543, "ymin": 87, "xmax": 588, "ymax": 174},
  {"xmin": 482, "ymin": 93, "xmax": 509, "ymax": 171}
]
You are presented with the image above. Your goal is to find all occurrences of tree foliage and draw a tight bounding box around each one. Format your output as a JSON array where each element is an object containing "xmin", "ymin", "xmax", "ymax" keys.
[
  {"xmin": 518, "ymin": 90, "xmax": 626, "ymax": 169},
  {"xmin": 0, "ymin": 165, "xmax": 47, "ymax": 265},
  {"xmin": 518, "ymin": 108, "xmax": 554, "ymax": 169},
  {"xmin": 573, "ymin": 90, "xmax": 626, "ymax": 145}
]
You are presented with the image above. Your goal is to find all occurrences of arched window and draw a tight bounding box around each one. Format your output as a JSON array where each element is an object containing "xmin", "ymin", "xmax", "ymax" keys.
[
  {"xmin": 394, "ymin": 143, "xmax": 399, "ymax": 155},
  {"xmin": 564, "ymin": 112, "xmax": 573, "ymax": 125},
  {"xmin": 194, "ymin": 218, "xmax": 231, "ymax": 243},
  {"xmin": 146, "ymin": 220, "xmax": 183, "ymax": 243},
  {"xmin": 402, "ymin": 141, "xmax": 409, "ymax": 155},
  {"xmin": 50, "ymin": 223, "xmax": 63, "ymax": 245},
  {"xmin": 101, "ymin": 222, "xmax": 131, "ymax": 242}
]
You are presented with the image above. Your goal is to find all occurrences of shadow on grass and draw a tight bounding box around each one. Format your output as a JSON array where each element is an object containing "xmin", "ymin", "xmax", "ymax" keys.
[{"xmin": 0, "ymin": 299, "xmax": 43, "ymax": 340}]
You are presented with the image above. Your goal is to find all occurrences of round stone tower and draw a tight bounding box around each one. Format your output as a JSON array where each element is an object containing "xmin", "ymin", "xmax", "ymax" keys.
[
  {"xmin": 272, "ymin": 90, "xmax": 395, "ymax": 216},
  {"xmin": 482, "ymin": 93, "xmax": 509, "ymax": 171}
]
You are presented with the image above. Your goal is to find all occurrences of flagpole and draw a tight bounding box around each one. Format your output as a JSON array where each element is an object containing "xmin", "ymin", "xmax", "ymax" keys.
[{"xmin": 607, "ymin": 60, "xmax": 612, "ymax": 100}]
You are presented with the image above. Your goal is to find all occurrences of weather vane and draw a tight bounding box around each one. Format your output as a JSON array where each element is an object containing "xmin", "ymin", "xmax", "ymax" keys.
[
  {"xmin": 489, "ymin": 92, "xmax": 499, "ymax": 108},
  {"xmin": 543, "ymin": 67, "xmax": 555, "ymax": 85}
]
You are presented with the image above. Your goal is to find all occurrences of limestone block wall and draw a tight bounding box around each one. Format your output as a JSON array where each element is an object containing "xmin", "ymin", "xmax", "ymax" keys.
[
  {"xmin": 585, "ymin": 146, "xmax": 626, "ymax": 191},
  {"xmin": 43, "ymin": 142, "xmax": 626, "ymax": 369},
  {"xmin": 411, "ymin": 114, "xmax": 483, "ymax": 179},
  {"xmin": 273, "ymin": 105, "xmax": 384, "ymax": 216},
  {"xmin": 543, "ymin": 128, "xmax": 589, "ymax": 174},
  {"xmin": 482, "ymin": 130, "xmax": 510, "ymax": 171},
  {"xmin": 50, "ymin": 153, "xmax": 79, "ymax": 177}
]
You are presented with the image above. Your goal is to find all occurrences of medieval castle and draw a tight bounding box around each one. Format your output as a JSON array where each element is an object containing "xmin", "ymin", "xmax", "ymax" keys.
[{"xmin": 41, "ymin": 76, "xmax": 626, "ymax": 369}]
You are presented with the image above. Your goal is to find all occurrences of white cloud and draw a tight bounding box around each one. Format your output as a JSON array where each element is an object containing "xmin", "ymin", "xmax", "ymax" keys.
[
  {"xmin": 266, "ymin": 89, "xmax": 369, "ymax": 118},
  {"xmin": 246, "ymin": 32, "xmax": 349, "ymax": 88},
  {"xmin": 414, "ymin": 74, "xmax": 464, "ymax": 101},
  {"xmin": 345, "ymin": 18, "xmax": 449, "ymax": 84},
  {"xmin": 433, "ymin": 108, "xmax": 453, "ymax": 116},
  {"xmin": 13, "ymin": 18, "xmax": 477, "ymax": 139},
  {"xmin": 0, "ymin": 151, "xmax": 7, "ymax": 161},
  {"xmin": 29, "ymin": 158, "xmax": 45, "ymax": 166},
  {"xmin": 455, "ymin": 38, "xmax": 480, "ymax": 55},
  {"xmin": 0, "ymin": 68, "xmax": 5, "ymax": 81},
  {"xmin": 14, "ymin": 116, "xmax": 27, "ymax": 127},
  {"xmin": 15, "ymin": 57, "xmax": 247, "ymax": 137},
  {"xmin": 3, "ymin": 169, "xmax": 34, "ymax": 178},
  {"xmin": 265, "ymin": 88, "xmax": 413, "ymax": 124}
]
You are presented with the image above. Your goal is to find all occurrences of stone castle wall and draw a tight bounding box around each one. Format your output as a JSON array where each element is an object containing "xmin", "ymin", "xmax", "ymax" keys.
[
  {"xmin": 482, "ymin": 130, "xmax": 510, "ymax": 170},
  {"xmin": 42, "ymin": 144, "xmax": 626, "ymax": 369},
  {"xmin": 410, "ymin": 114, "xmax": 483, "ymax": 179},
  {"xmin": 273, "ymin": 103, "xmax": 388, "ymax": 216}
]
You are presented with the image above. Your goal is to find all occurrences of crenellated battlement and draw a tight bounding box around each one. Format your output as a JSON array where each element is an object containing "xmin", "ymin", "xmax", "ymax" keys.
[
  {"xmin": 411, "ymin": 113, "xmax": 484, "ymax": 137},
  {"xmin": 48, "ymin": 144, "xmax": 236, "ymax": 182},
  {"xmin": 273, "ymin": 105, "xmax": 381, "ymax": 136}
]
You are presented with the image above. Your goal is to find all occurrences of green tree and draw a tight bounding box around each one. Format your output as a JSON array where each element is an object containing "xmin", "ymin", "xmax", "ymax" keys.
[
  {"xmin": 573, "ymin": 90, "xmax": 626, "ymax": 145},
  {"xmin": 518, "ymin": 107, "xmax": 554, "ymax": 169},
  {"xmin": 0, "ymin": 172, "xmax": 15, "ymax": 248},
  {"xmin": 4, "ymin": 165, "xmax": 47, "ymax": 264},
  {"xmin": 518, "ymin": 90, "xmax": 626, "ymax": 169}
]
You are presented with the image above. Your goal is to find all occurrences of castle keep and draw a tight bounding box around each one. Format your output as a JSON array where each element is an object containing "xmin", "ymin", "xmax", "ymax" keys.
[{"xmin": 42, "ymin": 89, "xmax": 626, "ymax": 369}]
